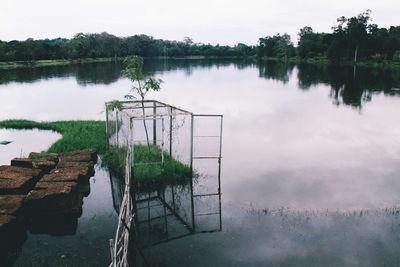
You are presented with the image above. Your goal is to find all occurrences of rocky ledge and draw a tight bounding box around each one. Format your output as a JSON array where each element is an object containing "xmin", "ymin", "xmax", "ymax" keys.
[{"xmin": 0, "ymin": 149, "xmax": 97, "ymax": 260}]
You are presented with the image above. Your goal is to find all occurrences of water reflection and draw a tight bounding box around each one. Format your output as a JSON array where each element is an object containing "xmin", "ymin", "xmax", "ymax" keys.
[
  {"xmin": 110, "ymin": 171, "xmax": 222, "ymax": 266},
  {"xmin": 0, "ymin": 62, "xmax": 123, "ymax": 86},
  {"xmin": 257, "ymin": 60, "xmax": 295, "ymax": 83},
  {"xmin": 113, "ymin": 196, "xmax": 400, "ymax": 267},
  {"xmin": 2, "ymin": 59, "xmax": 399, "ymax": 112},
  {"xmin": 0, "ymin": 59, "xmax": 254, "ymax": 86},
  {"xmin": 256, "ymin": 60, "xmax": 400, "ymax": 108},
  {"xmin": 296, "ymin": 63, "xmax": 400, "ymax": 108}
]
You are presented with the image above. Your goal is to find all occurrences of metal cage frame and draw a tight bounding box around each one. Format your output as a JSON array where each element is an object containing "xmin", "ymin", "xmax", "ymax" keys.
[{"xmin": 107, "ymin": 100, "xmax": 223, "ymax": 267}]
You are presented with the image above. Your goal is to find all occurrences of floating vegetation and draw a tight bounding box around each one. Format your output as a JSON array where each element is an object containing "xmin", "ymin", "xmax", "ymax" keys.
[{"xmin": 0, "ymin": 140, "xmax": 12, "ymax": 145}]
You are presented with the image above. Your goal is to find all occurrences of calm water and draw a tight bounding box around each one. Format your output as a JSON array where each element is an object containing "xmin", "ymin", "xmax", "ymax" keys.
[{"xmin": 1, "ymin": 60, "xmax": 400, "ymax": 266}]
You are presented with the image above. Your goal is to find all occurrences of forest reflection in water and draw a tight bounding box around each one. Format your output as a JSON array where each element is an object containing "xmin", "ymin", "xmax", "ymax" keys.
[
  {"xmin": 2, "ymin": 59, "xmax": 400, "ymax": 110},
  {"xmin": 257, "ymin": 60, "xmax": 400, "ymax": 108},
  {"xmin": 110, "ymin": 171, "xmax": 222, "ymax": 266}
]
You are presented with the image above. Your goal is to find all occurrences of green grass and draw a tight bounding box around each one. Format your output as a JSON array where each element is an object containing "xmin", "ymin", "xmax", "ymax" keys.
[
  {"xmin": 0, "ymin": 119, "xmax": 191, "ymax": 190},
  {"xmin": 0, "ymin": 120, "xmax": 106, "ymax": 154},
  {"xmin": 101, "ymin": 144, "xmax": 192, "ymax": 191}
]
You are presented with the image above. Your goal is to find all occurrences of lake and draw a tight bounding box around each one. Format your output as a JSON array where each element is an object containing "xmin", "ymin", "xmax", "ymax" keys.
[{"xmin": 1, "ymin": 59, "xmax": 400, "ymax": 266}]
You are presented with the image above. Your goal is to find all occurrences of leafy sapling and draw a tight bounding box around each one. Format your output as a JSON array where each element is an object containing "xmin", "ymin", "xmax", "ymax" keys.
[{"xmin": 123, "ymin": 56, "xmax": 162, "ymax": 149}]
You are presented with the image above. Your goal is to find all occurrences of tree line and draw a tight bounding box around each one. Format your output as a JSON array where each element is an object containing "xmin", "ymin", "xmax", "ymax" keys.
[
  {"xmin": 0, "ymin": 33, "xmax": 256, "ymax": 62},
  {"xmin": 1, "ymin": 10, "xmax": 398, "ymax": 64},
  {"xmin": 257, "ymin": 10, "xmax": 400, "ymax": 63}
]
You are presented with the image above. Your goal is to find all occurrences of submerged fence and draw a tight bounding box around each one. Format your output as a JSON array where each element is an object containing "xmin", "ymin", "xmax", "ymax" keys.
[{"xmin": 106, "ymin": 100, "xmax": 223, "ymax": 267}]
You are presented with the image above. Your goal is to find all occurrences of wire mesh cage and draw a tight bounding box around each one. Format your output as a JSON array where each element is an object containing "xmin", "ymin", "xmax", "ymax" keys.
[
  {"xmin": 107, "ymin": 100, "xmax": 223, "ymax": 266},
  {"xmin": 106, "ymin": 100, "xmax": 193, "ymax": 185}
]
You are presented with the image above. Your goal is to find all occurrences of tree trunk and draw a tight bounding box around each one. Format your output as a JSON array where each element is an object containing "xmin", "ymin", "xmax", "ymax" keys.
[
  {"xmin": 354, "ymin": 46, "xmax": 358, "ymax": 63},
  {"xmin": 141, "ymin": 98, "xmax": 151, "ymax": 151}
]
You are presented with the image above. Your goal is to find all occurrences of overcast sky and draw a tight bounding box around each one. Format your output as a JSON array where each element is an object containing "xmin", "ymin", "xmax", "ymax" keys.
[{"xmin": 1, "ymin": 0, "xmax": 398, "ymax": 46}]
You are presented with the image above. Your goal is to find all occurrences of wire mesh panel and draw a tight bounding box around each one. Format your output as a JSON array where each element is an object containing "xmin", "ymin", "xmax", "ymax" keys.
[
  {"xmin": 169, "ymin": 113, "xmax": 192, "ymax": 166},
  {"xmin": 191, "ymin": 115, "xmax": 223, "ymax": 196},
  {"xmin": 134, "ymin": 186, "xmax": 193, "ymax": 248},
  {"xmin": 190, "ymin": 114, "xmax": 223, "ymax": 233},
  {"xmin": 132, "ymin": 118, "xmax": 164, "ymax": 182},
  {"xmin": 193, "ymin": 194, "xmax": 222, "ymax": 232}
]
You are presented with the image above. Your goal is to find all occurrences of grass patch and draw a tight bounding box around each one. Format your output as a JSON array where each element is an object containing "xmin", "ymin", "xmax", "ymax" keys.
[
  {"xmin": 101, "ymin": 144, "xmax": 192, "ymax": 192},
  {"xmin": 0, "ymin": 119, "xmax": 191, "ymax": 190},
  {"xmin": 0, "ymin": 120, "xmax": 106, "ymax": 154}
]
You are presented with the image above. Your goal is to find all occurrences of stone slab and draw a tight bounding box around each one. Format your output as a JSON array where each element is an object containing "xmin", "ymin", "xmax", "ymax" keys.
[
  {"xmin": 0, "ymin": 166, "xmax": 42, "ymax": 194},
  {"xmin": 25, "ymin": 182, "xmax": 83, "ymax": 215},
  {"xmin": 63, "ymin": 149, "xmax": 97, "ymax": 162},
  {"xmin": 32, "ymin": 160, "xmax": 57, "ymax": 172},
  {"xmin": 43, "ymin": 166, "xmax": 92, "ymax": 183},
  {"xmin": 11, "ymin": 158, "xmax": 33, "ymax": 168},
  {"xmin": 0, "ymin": 214, "xmax": 16, "ymax": 230},
  {"xmin": 0, "ymin": 177, "xmax": 35, "ymax": 195},
  {"xmin": 0, "ymin": 195, "xmax": 25, "ymax": 215},
  {"xmin": 0, "ymin": 165, "xmax": 42, "ymax": 177},
  {"xmin": 57, "ymin": 160, "xmax": 94, "ymax": 169}
]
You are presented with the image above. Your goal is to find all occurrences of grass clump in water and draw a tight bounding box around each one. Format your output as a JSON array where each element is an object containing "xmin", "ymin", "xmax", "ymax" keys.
[{"xmin": 102, "ymin": 144, "xmax": 192, "ymax": 191}]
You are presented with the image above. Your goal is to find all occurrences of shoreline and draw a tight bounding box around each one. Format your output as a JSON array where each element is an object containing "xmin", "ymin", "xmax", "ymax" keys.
[
  {"xmin": 258, "ymin": 56, "xmax": 400, "ymax": 70},
  {"xmin": 0, "ymin": 56, "xmax": 246, "ymax": 70},
  {"xmin": 2, "ymin": 55, "xmax": 399, "ymax": 71},
  {"xmin": 0, "ymin": 58, "xmax": 116, "ymax": 70}
]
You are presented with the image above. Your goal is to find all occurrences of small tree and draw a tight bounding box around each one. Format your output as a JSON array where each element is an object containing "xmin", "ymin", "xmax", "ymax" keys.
[{"xmin": 123, "ymin": 56, "xmax": 162, "ymax": 148}]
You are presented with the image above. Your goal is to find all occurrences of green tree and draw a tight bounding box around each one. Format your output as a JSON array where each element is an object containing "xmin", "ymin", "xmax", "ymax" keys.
[
  {"xmin": 71, "ymin": 33, "xmax": 90, "ymax": 58},
  {"xmin": 333, "ymin": 10, "xmax": 371, "ymax": 63},
  {"xmin": 257, "ymin": 34, "xmax": 293, "ymax": 59},
  {"xmin": 298, "ymin": 27, "xmax": 328, "ymax": 58},
  {"xmin": 123, "ymin": 56, "xmax": 162, "ymax": 148}
]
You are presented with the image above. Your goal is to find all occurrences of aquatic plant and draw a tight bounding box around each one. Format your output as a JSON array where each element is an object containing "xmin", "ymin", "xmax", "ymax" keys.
[{"xmin": 0, "ymin": 140, "xmax": 12, "ymax": 145}]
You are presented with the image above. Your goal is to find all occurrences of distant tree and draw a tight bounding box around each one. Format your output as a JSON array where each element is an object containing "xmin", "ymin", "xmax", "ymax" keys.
[
  {"xmin": 333, "ymin": 10, "xmax": 372, "ymax": 63},
  {"xmin": 183, "ymin": 37, "xmax": 194, "ymax": 45},
  {"xmin": 71, "ymin": 33, "xmax": 90, "ymax": 58},
  {"xmin": 273, "ymin": 33, "xmax": 293, "ymax": 59},
  {"xmin": 298, "ymin": 27, "xmax": 327, "ymax": 58},
  {"xmin": 257, "ymin": 34, "xmax": 293, "ymax": 59}
]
